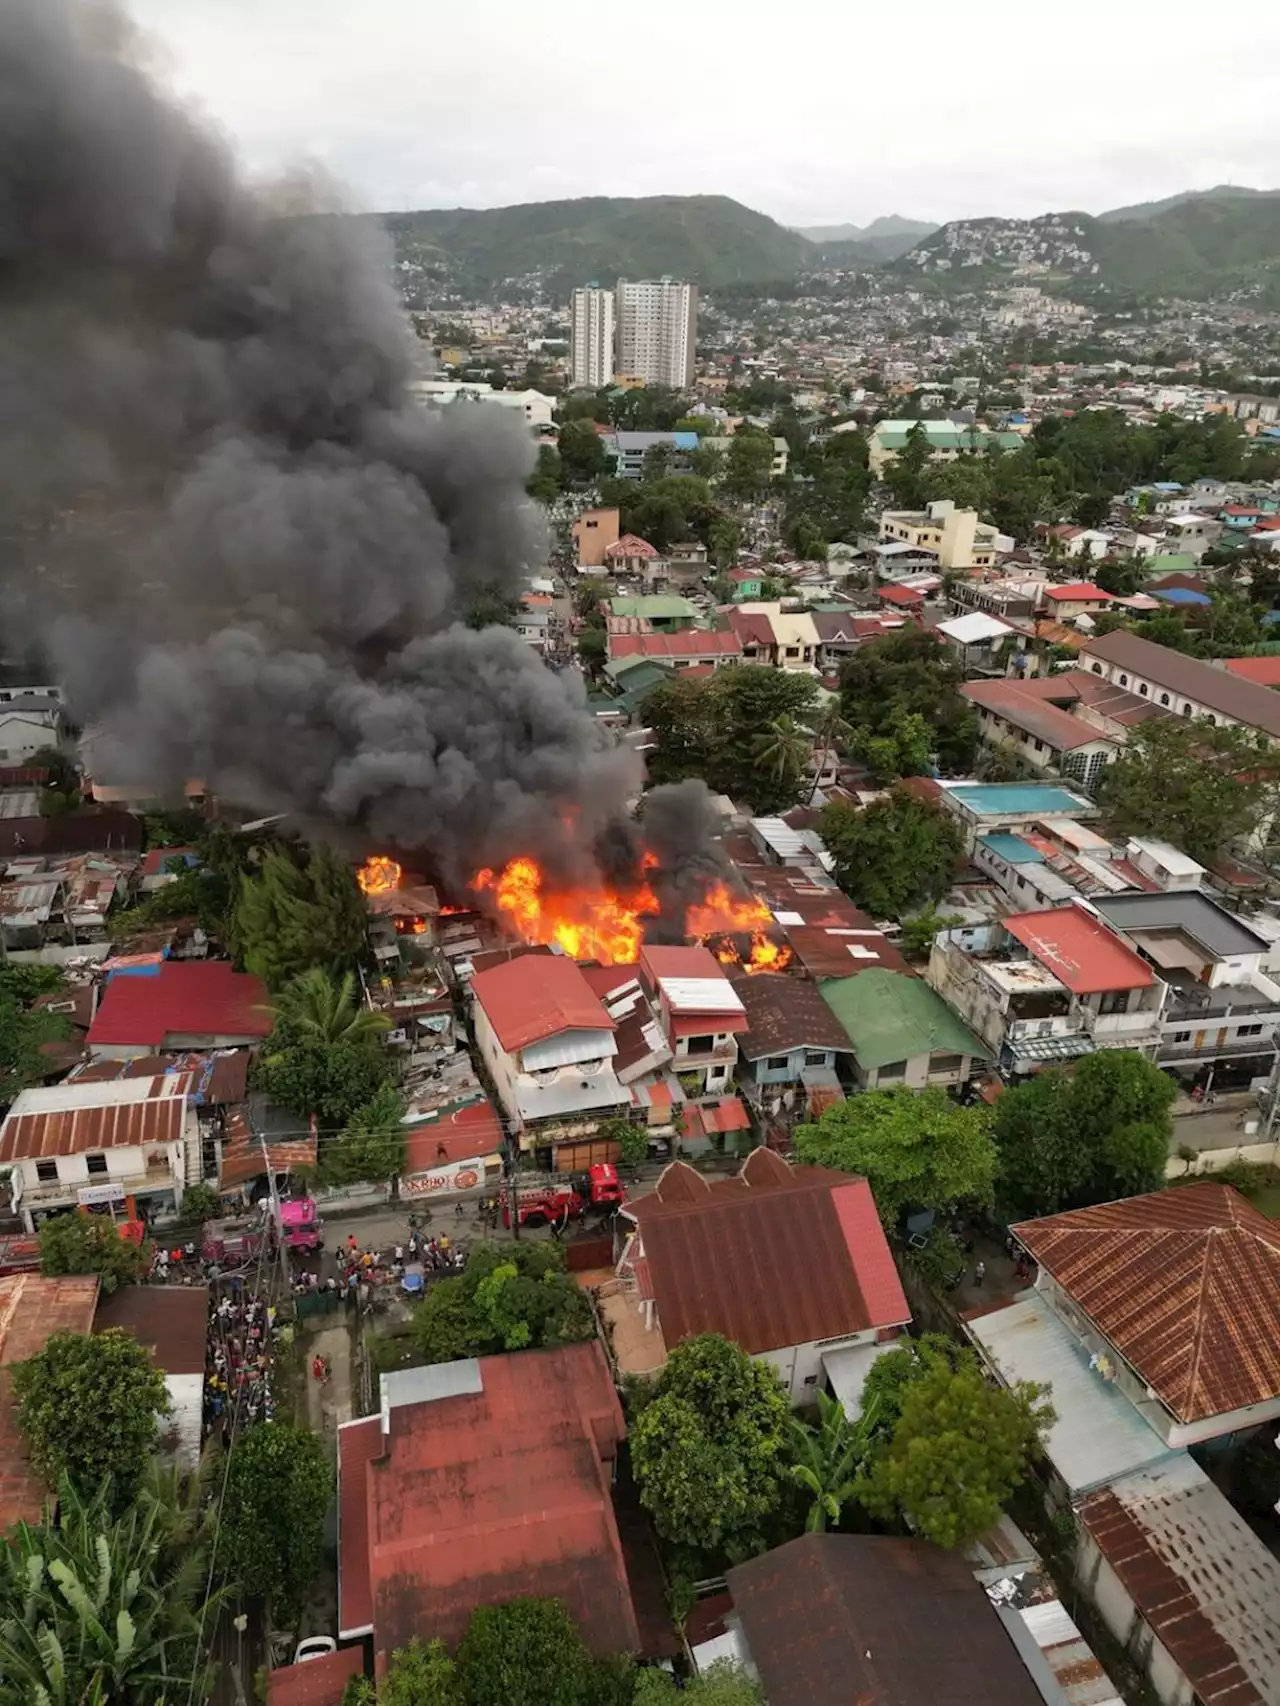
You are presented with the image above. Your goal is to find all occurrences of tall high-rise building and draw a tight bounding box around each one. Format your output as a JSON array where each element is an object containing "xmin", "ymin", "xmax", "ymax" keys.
[
  {"xmin": 569, "ymin": 285, "xmax": 615, "ymax": 389},
  {"xmin": 614, "ymin": 278, "xmax": 698, "ymax": 390}
]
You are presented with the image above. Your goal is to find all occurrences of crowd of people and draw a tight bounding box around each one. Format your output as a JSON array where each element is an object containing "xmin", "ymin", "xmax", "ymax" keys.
[{"xmin": 204, "ymin": 1284, "xmax": 279, "ymax": 1446}]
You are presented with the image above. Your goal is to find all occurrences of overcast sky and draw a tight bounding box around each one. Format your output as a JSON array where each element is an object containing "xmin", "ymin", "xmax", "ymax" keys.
[{"xmin": 129, "ymin": 0, "xmax": 1280, "ymax": 228}]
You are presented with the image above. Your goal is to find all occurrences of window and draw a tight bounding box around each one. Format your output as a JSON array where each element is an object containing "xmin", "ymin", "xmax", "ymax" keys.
[
  {"xmin": 1170, "ymin": 1030, "xmax": 1191, "ymax": 1044},
  {"xmin": 877, "ymin": 1061, "xmax": 907, "ymax": 1081},
  {"xmin": 1034, "ymin": 738, "xmax": 1045, "ymax": 753},
  {"xmin": 1181, "ymin": 704, "xmax": 1192, "ymax": 716},
  {"xmin": 1139, "ymin": 683, "xmax": 1148, "ymax": 696},
  {"xmin": 1159, "ymin": 692, "xmax": 1170, "ymax": 706},
  {"xmin": 1119, "ymin": 674, "xmax": 1128, "ymax": 687},
  {"xmin": 35, "ymin": 1160, "xmax": 58, "ymax": 1183},
  {"xmin": 1092, "ymin": 663, "xmax": 1103, "ymax": 674},
  {"xmin": 85, "ymin": 1153, "xmax": 109, "ymax": 1177},
  {"xmin": 803, "ymin": 1049, "xmax": 829, "ymax": 1067},
  {"xmin": 1098, "ymin": 990, "xmax": 1130, "ymax": 1015},
  {"xmin": 1237, "ymin": 1024, "xmax": 1264, "ymax": 1038},
  {"xmin": 765, "ymin": 1055, "xmax": 790, "ymax": 1071},
  {"xmin": 931, "ymin": 1053, "xmax": 964, "ymax": 1073}
]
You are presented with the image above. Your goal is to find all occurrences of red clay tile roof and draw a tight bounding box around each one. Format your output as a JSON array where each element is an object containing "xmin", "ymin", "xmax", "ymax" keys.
[
  {"xmin": 877, "ymin": 583, "xmax": 924, "ymax": 605},
  {"xmin": 1082, "ymin": 630, "xmax": 1280, "ymax": 739},
  {"xmin": 87, "ymin": 962, "xmax": 272, "ymax": 1049},
  {"xmin": 1003, "ymin": 905, "xmax": 1155, "ymax": 995},
  {"xmin": 268, "ymin": 1648, "xmax": 366, "ymax": 1706},
  {"xmin": 0, "ymin": 1275, "xmax": 100, "ymax": 1530},
  {"xmin": 727, "ymin": 1534, "xmax": 1044, "ymax": 1706},
  {"xmin": 1013, "ymin": 1182, "xmax": 1280, "ymax": 1424},
  {"xmin": 726, "ymin": 609, "xmax": 777, "ymax": 649},
  {"xmin": 471, "ymin": 954, "xmax": 613, "ymax": 1052},
  {"xmin": 1223, "ymin": 656, "xmax": 1280, "ymax": 687},
  {"xmin": 628, "ymin": 1158, "xmax": 908, "ymax": 1351},
  {"xmin": 339, "ymin": 1345, "xmax": 639, "ymax": 1665}
]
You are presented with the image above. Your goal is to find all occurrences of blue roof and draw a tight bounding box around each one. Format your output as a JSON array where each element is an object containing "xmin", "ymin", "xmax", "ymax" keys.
[
  {"xmin": 946, "ymin": 783, "xmax": 1091, "ymax": 817},
  {"xmin": 978, "ymin": 832, "xmax": 1045, "ymax": 865},
  {"xmin": 1152, "ymin": 482, "xmax": 1184, "ymax": 492},
  {"xmin": 1152, "ymin": 586, "xmax": 1212, "ymax": 606}
]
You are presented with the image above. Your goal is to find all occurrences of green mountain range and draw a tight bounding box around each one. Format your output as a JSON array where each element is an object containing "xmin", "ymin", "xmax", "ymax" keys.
[
  {"xmin": 384, "ymin": 186, "xmax": 1280, "ymax": 303},
  {"xmin": 385, "ymin": 195, "xmax": 811, "ymax": 294}
]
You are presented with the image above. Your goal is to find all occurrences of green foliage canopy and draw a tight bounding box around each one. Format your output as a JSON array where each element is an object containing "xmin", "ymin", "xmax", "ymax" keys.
[
  {"xmin": 231, "ymin": 843, "xmax": 367, "ymax": 989},
  {"xmin": 409, "ymin": 1242, "xmax": 593, "ymax": 1364},
  {"xmin": 38, "ymin": 1215, "xmax": 149, "ymax": 1293},
  {"xmin": 794, "ymin": 1087, "xmax": 997, "ymax": 1224},
  {"xmin": 818, "ymin": 790, "xmax": 964, "ymax": 920},
  {"xmin": 219, "ymin": 1422, "xmax": 332, "ymax": 1618},
  {"xmin": 643, "ymin": 666, "xmax": 820, "ymax": 812}
]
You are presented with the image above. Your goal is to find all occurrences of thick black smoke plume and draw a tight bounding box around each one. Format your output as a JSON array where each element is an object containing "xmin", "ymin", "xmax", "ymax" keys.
[{"xmin": 0, "ymin": 0, "xmax": 727, "ymax": 892}]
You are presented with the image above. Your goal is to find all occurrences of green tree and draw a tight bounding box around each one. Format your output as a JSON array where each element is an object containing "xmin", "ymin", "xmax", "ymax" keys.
[
  {"xmin": 527, "ymin": 445, "xmax": 563, "ymax": 505},
  {"xmin": 629, "ymin": 1335, "xmax": 790, "ymax": 1562},
  {"xmin": 899, "ymin": 905, "xmax": 964, "ymax": 961},
  {"xmin": 883, "ymin": 422, "xmax": 934, "ymax": 509},
  {"xmin": 856, "ymin": 1340, "xmax": 1053, "ymax": 1548},
  {"xmin": 219, "ymin": 1422, "xmax": 332, "ymax": 1618},
  {"xmin": 752, "ymin": 714, "xmax": 812, "ymax": 791},
  {"xmin": 788, "ymin": 1391, "xmax": 868, "ymax": 1533},
  {"xmin": 724, "ymin": 430, "xmax": 776, "ymax": 499},
  {"xmin": 408, "ymin": 1242, "xmax": 592, "ymax": 1365},
  {"xmin": 254, "ymin": 1022, "xmax": 392, "ymax": 1127},
  {"xmin": 644, "ymin": 666, "xmax": 821, "ymax": 813},
  {"xmin": 1096, "ymin": 716, "xmax": 1273, "ymax": 865},
  {"xmin": 322, "ymin": 1083, "xmax": 407, "ymax": 1185},
  {"xmin": 794, "ymin": 1087, "xmax": 997, "ymax": 1225},
  {"xmin": 596, "ymin": 1115, "xmax": 649, "ymax": 1167},
  {"xmin": 708, "ymin": 517, "xmax": 741, "ymax": 567},
  {"xmin": 577, "ymin": 626, "xmax": 608, "ymax": 671},
  {"xmin": 366, "ymin": 1638, "xmax": 459, "ymax": 1706},
  {"xmin": 839, "ymin": 628, "xmax": 977, "ymax": 774},
  {"xmin": 818, "ymin": 791, "xmax": 964, "ymax": 920},
  {"xmin": 993, "ymin": 1050, "xmax": 1176, "ymax": 1218},
  {"xmin": 231, "ymin": 844, "xmax": 367, "ymax": 989},
  {"xmin": 850, "ymin": 708, "xmax": 933, "ymax": 785},
  {"xmin": 270, "ymin": 967, "xmax": 391, "ymax": 1046},
  {"xmin": 456, "ymin": 1598, "xmax": 612, "ymax": 1706},
  {"xmin": 13, "ymin": 1330, "xmax": 169, "ymax": 1509},
  {"xmin": 179, "ymin": 1181, "xmax": 223, "ymax": 1221},
  {"xmin": 632, "ymin": 1663, "xmax": 762, "ymax": 1706},
  {"xmin": 38, "ymin": 1215, "xmax": 149, "ymax": 1293},
  {"xmin": 0, "ymin": 992, "xmax": 70, "ymax": 1104},
  {"xmin": 0, "ymin": 1471, "xmax": 223, "ymax": 1706}
]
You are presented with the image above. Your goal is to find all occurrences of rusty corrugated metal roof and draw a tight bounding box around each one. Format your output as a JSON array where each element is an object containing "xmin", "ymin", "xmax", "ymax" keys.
[
  {"xmin": 0, "ymin": 1082, "xmax": 189, "ymax": 1163},
  {"xmin": 1013, "ymin": 1183, "xmax": 1280, "ymax": 1424}
]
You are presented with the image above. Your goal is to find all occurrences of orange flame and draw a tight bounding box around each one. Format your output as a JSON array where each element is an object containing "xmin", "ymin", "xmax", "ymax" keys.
[
  {"xmin": 472, "ymin": 855, "xmax": 659, "ymax": 965},
  {"xmin": 684, "ymin": 880, "xmax": 773, "ymax": 939},
  {"xmin": 357, "ymin": 855, "xmax": 401, "ymax": 896},
  {"xmin": 746, "ymin": 932, "xmax": 792, "ymax": 974}
]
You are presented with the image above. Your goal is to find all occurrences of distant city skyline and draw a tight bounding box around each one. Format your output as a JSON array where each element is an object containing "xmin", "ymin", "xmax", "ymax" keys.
[{"xmin": 129, "ymin": 0, "xmax": 1279, "ymax": 229}]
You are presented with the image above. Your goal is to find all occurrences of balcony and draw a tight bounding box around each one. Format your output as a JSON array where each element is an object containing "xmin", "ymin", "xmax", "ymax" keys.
[
  {"xmin": 1159, "ymin": 1033, "xmax": 1278, "ymax": 1064},
  {"xmin": 674, "ymin": 1042, "xmax": 740, "ymax": 1066}
]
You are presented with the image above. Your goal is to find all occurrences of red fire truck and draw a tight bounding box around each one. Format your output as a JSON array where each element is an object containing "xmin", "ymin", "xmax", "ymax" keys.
[{"xmin": 500, "ymin": 1164, "xmax": 625, "ymax": 1229}]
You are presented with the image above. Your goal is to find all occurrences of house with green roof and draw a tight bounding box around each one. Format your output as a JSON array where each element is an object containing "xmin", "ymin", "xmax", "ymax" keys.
[
  {"xmin": 819, "ymin": 969, "xmax": 987, "ymax": 1091},
  {"xmin": 605, "ymin": 595, "xmax": 701, "ymax": 631},
  {"xmin": 868, "ymin": 419, "xmax": 1025, "ymax": 478}
]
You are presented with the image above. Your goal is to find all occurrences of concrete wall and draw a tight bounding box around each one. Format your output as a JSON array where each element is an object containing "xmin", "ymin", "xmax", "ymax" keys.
[
  {"xmin": 755, "ymin": 1329, "xmax": 878, "ymax": 1405},
  {"xmin": 1075, "ymin": 1533, "xmax": 1194, "ymax": 1706},
  {"xmin": 166, "ymin": 1371, "xmax": 204, "ymax": 1472}
]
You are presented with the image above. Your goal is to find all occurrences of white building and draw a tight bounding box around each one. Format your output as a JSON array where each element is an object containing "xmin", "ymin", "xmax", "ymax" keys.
[
  {"xmin": 0, "ymin": 1075, "xmax": 198, "ymax": 1231},
  {"xmin": 0, "ymin": 687, "xmax": 64, "ymax": 766},
  {"xmin": 406, "ymin": 380, "xmax": 555, "ymax": 429},
  {"xmin": 569, "ymin": 286, "xmax": 615, "ymax": 389},
  {"xmin": 615, "ymin": 278, "xmax": 697, "ymax": 389}
]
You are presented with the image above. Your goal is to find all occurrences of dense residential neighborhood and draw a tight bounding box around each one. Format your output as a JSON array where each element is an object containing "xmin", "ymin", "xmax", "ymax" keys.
[{"xmin": 6, "ymin": 4, "xmax": 1280, "ymax": 1706}]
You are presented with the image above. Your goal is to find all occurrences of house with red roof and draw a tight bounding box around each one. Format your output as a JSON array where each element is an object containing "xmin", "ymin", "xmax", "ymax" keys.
[
  {"xmin": 337, "ymin": 1343, "xmax": 641, "ymax": 1673},
  {"xmin": 638, "ymin": 944, "xmax": 747, "ymax": 1098},
  {"xmin": 1038, "ymin": 583, "xmax": 1115, "ymax": 622},
  {"xmin": 469, "ymin": 953, "xmax": 629, "ymax": 1148},
  {"xmin": 609, "ymin": 1149, "xmax": 910, "ymax": 1405},
  {"xmin": 925, "ymin": 902, "xmax": 1166, "ymax": 1075},
  {"xmin": 87, "ymin": 961, "xmax": 272, "ymax": 1058},
  {"xmin": 606, "ymin": 628, "xmax": 742, "ymax": 670}
]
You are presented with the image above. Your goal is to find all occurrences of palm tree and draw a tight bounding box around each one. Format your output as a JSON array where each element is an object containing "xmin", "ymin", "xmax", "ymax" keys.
[
  {"xmin": 268, "ymin": 967, "xmax": 390, "ymax": 1046},
  {"xmin": 788, "ymin": 1392, "xmax": 873, "ymax": 1534},
  {"xmin": 0, "ymin": 1471, "xmax": 226, "ymax": 1706},
  {"xmin": 806, "ymin": 702, "xmax": 857, "ymax": 803},
  {"xmin": 752, "ymin": 714, "xmax": 813, "ymax": 788}
]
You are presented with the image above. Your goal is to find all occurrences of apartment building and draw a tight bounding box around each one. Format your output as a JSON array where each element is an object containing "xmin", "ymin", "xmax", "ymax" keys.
[
  {"xmin": 615, "ymin": 279, "xmax": 698, "ymax": 389},
  {"xmin": 569, "ymin": 286, "xmax": 615, "ymax": 389},
  {"xmin": 637, "ymin": 945, "xmax": 747, "ymax": 1097},
  {"xmin": 877, "ymin": 500, "xmax": 1003, "ymax": 571},
  {"xmin": 927, "ymin": 904, "xmax": 1166, "ymax": 1074}
]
